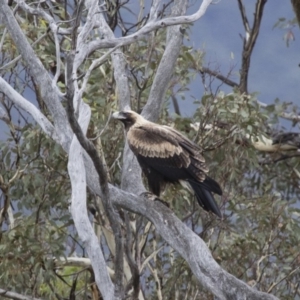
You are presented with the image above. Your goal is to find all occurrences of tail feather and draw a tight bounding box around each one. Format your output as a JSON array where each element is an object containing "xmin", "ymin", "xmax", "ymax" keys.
[
  {"xmin": 200, "ymin": 176, "xmax": 222, "ymax": 195},
  {"xmin": 187, "ymin": 179, "xmax": 222, "ymax": 218}
]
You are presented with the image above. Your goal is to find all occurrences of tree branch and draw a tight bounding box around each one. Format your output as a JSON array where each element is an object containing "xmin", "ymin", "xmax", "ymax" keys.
[
  {"xmin": 67, "ymin": 122, "xmax": 115, "ymax": 300},
  {"xmin": 70, "ymin": 2, "xmax": 127, "ymax": 296},
  {"xmin": 14, "ymin": 0, "xmax": 70, "ymax": 35},
  {"xmin": 0, "ymin": 288, "xmax": 43, "ymax": 300},
  {"xmin": 95, "ymin": 5, "xmax": 131, "ymax": 111},
  {"xmin": 83, "ymin": 0, "xmax": 213, "ymax": 58},
  {"xmin": 142, "ymin": 0, "xmax": 188, "ymax": 122},
  {"xmin": 200, "ymin": 67, "xmax": 239, "ymax": 88},
  {"xmin": 88, "ymin": 3, "xmax": 143, "ymax": 196},
  {"xmin": 238, "ymin": 0, "xmax": 267, "ymax": 93},
  {"xmin": 0, "ymin": 77, "xmax": 57, "ymax": 140},
  {"xmin": 66, "ymin": 50, "xmax": 124, "ymax": 298},
  {"xmin": 66, "ymin": 1, "xmax": 124, "ymax": 292},
  {"xmin": 109, "ymin": 188, "xmax": 278, "ymax": 300},
  {"xmin": 291, "ymin": 0, "xmax": 300, "ymax": 27},
  {"xmin": 0, "ymin": 0, "xmax": 72, "ymax": 149}
]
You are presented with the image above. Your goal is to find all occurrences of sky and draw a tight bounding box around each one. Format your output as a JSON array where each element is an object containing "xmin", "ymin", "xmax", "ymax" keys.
[{"xmin": 178, "ymin": 0, "xmax": 300, "ymax": 127}]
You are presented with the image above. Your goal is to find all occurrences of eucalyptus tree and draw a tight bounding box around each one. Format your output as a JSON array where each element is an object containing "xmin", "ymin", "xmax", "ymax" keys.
[{"xmin": 0, "ymin": 1, "xmax": 299, "ymax": 300}]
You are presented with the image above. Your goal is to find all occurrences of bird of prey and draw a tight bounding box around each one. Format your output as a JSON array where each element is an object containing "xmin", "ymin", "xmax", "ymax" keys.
[{"xmin": 113, "ymin": 110, "xmax": 222, "ymax": 218}]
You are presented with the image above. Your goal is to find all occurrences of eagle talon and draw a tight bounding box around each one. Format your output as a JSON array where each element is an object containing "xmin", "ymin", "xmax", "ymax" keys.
[
  {"xmin": 154, "ymin": 198, "xmax": 170, "ymax": 208},
  {"xmin": 140, "ymin": 192, "xmax": 170, "ymax": 208},
  {"xmin": 140, "ymin": 191, "xmax": 156, "ymax": 201}
]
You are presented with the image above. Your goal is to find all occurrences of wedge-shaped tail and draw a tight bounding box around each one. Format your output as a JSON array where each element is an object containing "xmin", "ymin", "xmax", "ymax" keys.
[{"xmin": 187, "ymin": 178, "xmax": 222, "ymax": 218}]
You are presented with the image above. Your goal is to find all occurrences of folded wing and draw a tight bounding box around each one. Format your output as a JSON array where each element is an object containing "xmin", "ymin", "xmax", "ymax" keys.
[{"xmin": 127, "ymin": 123, "xmax": 222, "ymax": 217}]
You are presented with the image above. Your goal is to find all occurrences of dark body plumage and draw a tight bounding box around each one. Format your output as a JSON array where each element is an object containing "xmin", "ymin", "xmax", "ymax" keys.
[{"xmin": 113, "ymin": 110, "xmax": 222, "ymax": 218}]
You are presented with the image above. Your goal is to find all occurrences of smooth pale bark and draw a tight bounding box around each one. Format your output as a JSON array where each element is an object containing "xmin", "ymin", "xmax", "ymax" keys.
[
  {"xmin": 67, "ymin": 102, "xmax": 115, "ymax": 300},
  {"xmin": 143, "ymin": 0, "xmax": 188, "ymax": 122},
  {"xmin": 0, "ymin": 288, "xmax": 43, "ymax": 300},
  {"xmin": 0, "ymin": 0, "xmax": 71, "ymax": 150}
]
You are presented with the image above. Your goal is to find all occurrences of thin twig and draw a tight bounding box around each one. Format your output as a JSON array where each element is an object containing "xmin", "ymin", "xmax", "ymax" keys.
[
  {"xmin": 0, "ymin": 288, "xmax": 43, "ymax": 300},
  {"xmin": 78, "ymin": 46, "xmax": 120, "ymax": 98},
  {"xmin": 267, "ymin": 267, "xmax": 300, "ymax": 293},
  {"xmin": 200, "ymin": 67, "xmax": 239, "ymax": 88}
]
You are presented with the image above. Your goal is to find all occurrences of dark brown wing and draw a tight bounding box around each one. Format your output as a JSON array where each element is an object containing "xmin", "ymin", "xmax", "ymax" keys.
[
  {"xmin": 128, "ymin": 124, "xmax": 206, "ymax": 167},
  {"xmin": 127, "ymin": 123, "xmax": 222, "ymax": 217},
  {"xmin": 127, "ymin": 123, "xmax": 207, "ymax": 183},
  {"xmin": 161, "ymin": 125, "xmax": 203, "ymax": 156}
]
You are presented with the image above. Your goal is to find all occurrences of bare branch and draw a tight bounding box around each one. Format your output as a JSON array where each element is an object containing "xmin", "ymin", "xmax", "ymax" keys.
[
  {"xmin": 66, "ymin": 52, "xmax": 109, "ymax": 217},
  {"xmin": 280, "ymin": 111, "xmax": 300, "ymax": 122},
  {"xmin": 0, "ymin": 288, "xmax": 43, "ymax": 300},
  {"xmin": 53, "ymin": 257, "xmax": 115, "ymax": 277},
  {"xmin": 0, "ymin": 0, "xmax": 72, "ymax": 149},
  {"xmin": 78, "ymin": 46, "xmax": 120, "ymax": 99},
  {"xmin": 141, "ymin": 246, "xmax": 164, "ymax": 271},
  {"xmin": 72, "ymin": 3, "xmax": 127, "ymax": 296},
  {"xmin": 124, "ymin": 213, "xmax": 140, "ymax": 299},
  {"xmin": 85, "ymin": 0, "xmax": 213, "ymax": 57},
  {"xmin": 238, "ymin": 0, "xmax": 267, "ymax": 93},
  {"xmin": 95, "ymin": 6, "xmax": 131, "ymax": 111},
  {"xmin": 66, "ymin": 94, "xmax": 115, "ymax": 299},
  {"xmin": 14, "ymin": 0, "xmax": 70, "ymax": 35},
  {"xmin": 200, "ymin": 67, "xmax": 239, "ymax": 88},
  {"xmin": 110, "ymin": 188, "xmax": 278, "ymax": 300},
  {"xmin": 0, "ymin": 106, "xmax": 21, "ymax": 130},
  {"xmin": 237, "ymin": 0, "xmax": 251, "ymax": 33},
  {"xmin": 267, "ymin": 267, "xmax": 300, "ymax": 293},
  {"xmin": 0, "ymin": 77, "xmax": 57, "ymax": 140},
  {"xmin": 143, "ymin": 0, "xmax": 188, "ymax": 121},
  {"xmin": 66, "ymin": 50, "xmax": 124, "ymax": 298},
  {"xmin": 52, "ymin": 29, "xmax": 62, "ymax": 85},
  {"xmin": 171, "ymin": 94, "xmax": 181, "ymax": 115},
  {"xmin": 260, "ymin": 153, "xmax": 300, "ymax": 165},
  {"xmin": 149, "ymin": 0, "xmax": 161, "ymax": 21},
  {"xmin": 147, "ymin": 260, "xmax": 163, "ymax": 300}
]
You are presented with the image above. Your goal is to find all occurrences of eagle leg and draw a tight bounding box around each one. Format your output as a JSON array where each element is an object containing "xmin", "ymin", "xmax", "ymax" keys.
[{"xmin": 140, "ymin": 192, "xmax": 170, "ymax": 208}]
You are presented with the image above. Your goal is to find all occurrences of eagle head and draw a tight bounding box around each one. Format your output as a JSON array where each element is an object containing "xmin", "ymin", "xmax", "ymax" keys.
[{"xmin": 113, "ymin": 110, "xmax": 145, "ymax": 130}]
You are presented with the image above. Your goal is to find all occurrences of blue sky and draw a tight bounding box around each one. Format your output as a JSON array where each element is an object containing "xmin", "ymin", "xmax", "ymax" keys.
[{"xmin": 179, "ymin": 0, "xmax": 300, "ymax": 125}]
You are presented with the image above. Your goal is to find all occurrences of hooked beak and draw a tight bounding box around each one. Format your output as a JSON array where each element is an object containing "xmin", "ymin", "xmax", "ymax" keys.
[
  {"xmin": 112, "ymin": 111, "xmax": 130, "ymax": 120},
  {"xmin": 112, "ymin": 111, "xmax": 123, "ymax": 120}
]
